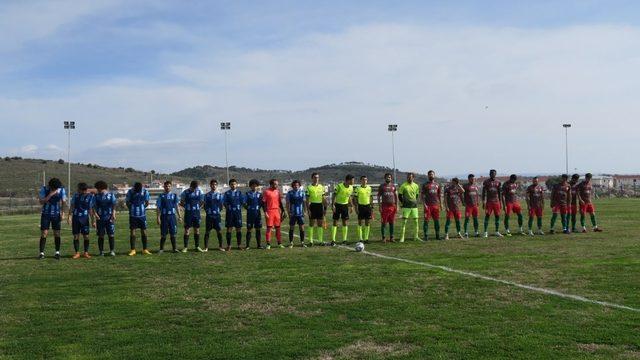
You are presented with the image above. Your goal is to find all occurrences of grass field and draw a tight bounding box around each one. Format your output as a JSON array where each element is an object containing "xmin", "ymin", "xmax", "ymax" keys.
[{"xmin": 1, "ymin": 198, "xmax": 639, "ymax": 359}]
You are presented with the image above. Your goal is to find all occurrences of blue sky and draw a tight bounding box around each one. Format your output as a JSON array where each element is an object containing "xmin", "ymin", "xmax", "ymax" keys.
[{"xmin": 1, "ymin": 0, "xmax": 639, "ymax": 176}]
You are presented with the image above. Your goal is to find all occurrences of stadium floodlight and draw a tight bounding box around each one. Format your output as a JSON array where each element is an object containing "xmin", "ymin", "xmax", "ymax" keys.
[
  {"xmin": 63, "ymin": 121, "xmax": 76, "ymax": 189},
  {"xmin": 220, "ymin": 122, "xmax": 231, "ymax": 186},
  {"xmin": 562, "ymin": 124, "xmax": 571, "ymax": 174},
  {"xmin": 388, "ymin": 124, "xmax": 398, "ymax": 184}
]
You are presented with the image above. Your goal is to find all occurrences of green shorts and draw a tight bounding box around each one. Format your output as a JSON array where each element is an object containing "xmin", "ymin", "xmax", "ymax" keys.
[{"xmin": 402, "ymin": 207, "xmax": 419, "ymax": 219}]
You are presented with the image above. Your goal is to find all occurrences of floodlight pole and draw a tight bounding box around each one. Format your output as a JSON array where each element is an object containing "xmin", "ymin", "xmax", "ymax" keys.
[
  {"xmin": 64, "ymin": 121, "xmax": 75, "ymax": 189},
  {"xmin": 388, "ymin": 124, "xmax": 398, "ymax": 184},
  {"xmin": 220, "ymin": 122, "xmax": 231, "ymax": 186},
  {"xmin": 563, "ymin": 124, "xmax": 571, "ymax": 174}
]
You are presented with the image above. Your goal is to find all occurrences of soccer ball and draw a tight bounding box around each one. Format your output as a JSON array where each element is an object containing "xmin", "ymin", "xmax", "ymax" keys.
[{"xmin": 355, "ymin": 242, "xmax": 365, "ymax": 252}]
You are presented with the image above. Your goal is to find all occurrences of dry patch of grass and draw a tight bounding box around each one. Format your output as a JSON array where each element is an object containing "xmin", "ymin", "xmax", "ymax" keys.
[{"xmin": 312, "ymin": 339, "xmax": 417, "ymax": 360}]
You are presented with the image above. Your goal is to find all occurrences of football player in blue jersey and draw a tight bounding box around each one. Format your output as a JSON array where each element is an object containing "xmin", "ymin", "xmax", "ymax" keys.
[
  {"xmin": 126, "ymin": 182, "xmax": 151, "ymax": 256},
  {"xmin": 286, "ymin": 180, "xmax": 306, "ymax": 247},
  {"xmin": 92, "ymin": 180, "xmax": 117, "ymax": 256},
  {"xmin": 244, "ymin": 179, "xmax": 263, "ymax": 250},
  {"xmin": 38, "ymin": 178, "xmax": 67, "ymax": 260},
  {"xmin": 180, "ymin": 180, "xmax": 204, "ymax": 253},
  {"xmin": 68, "ymin": 182, "xmax": 95, "ymax": 259},
  {"xmin": 204, "ymin": 179, "xmax": 224, "ymax": 251},
  {"xmin": 157, "ymin": 180, "xmax": 182, "ymax": 253},
  {"xmin": 223, "ymin": 179, "xmax": 245, "ymax": 251}
]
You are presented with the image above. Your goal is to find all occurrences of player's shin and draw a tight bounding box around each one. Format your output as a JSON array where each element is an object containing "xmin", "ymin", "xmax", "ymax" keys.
[
  {"xmin": 255, "ymin": 229, "xmax": 261, "ymax": 247},
  {"xmin": 194, "ymin": 233, "xmax": 200, "ymax": 248},
  {"xmin": 517, "ymin": 213, "xmax": 523, "ymax": 229},
  {"xmin": 423, "ymin": 221, "xmax": 429, "ymax": 240},
  {"xmin": 309, "ymin": 226, "xmax": 314, "ymax": 243},
  {"xmin": 83, "ymin": 237, "xmax": 89, "ymax": 253},
  {"xmin": 275, "ymin": 227, "xmax": 282, "ymax": 244},
  {"xmin": 341, "ymin": 226, "xmax": 348, "ymax": 242},
  {"xmin": 580, "ymin": 213, "xmax": 586, "ymax": 227},
  {"xmin": 528, "ymin": 216, "xmax": 534, "ymax": 230},
  {"xmin": 204, "ymin": 232, "xmax": 210, "ymax": 250},
  {"xmin": 265, "ymin": 226, "xmax": 272, "ymax": 244},
  {"xmin": 483, "ymin": 215, "xmax": 490, "ymax": 232},
  {"xmin": 39, "ymin": 236, "xmax": 46, "ymax": 253},
  {"xmin": 590, "ymin": 214, "xmax": 597, "ymax": 227},
  {"xmin": 170, "ymin": 236, "xmax": 177, "ymax": 251},
  {"xmin": 160, "ymin": 236, "xmax": 166, "ymax": 250},
  {"xmin": 494, "ymin": 216, "xmax": 500, "ymax": 232},
  {"xmin": 455, "ymin": 219, "xmax": 461, "ymax": 233},
  {"xmin": 183, "ymin": 234, "xmax": 189, "ymax": 249},
  {"xmin": 550, "ymin": 213, "xmax": 557, "ymax": 229},
  {"xmin": 236, "ymin": 230, "xmax": 242, "ymax": 247},
  {"xmin": 473, "ymin": 217, "xmax": 479, "ymax": 232},
  {"xmin": 141, "ymin": 234, "xmax": 148, "ymax": 249},
  {"xmin": 433, "ymin": 219, "xmax": 440, "ymax": 239},
  {"xmin": 331, "ymin": 226, "xmax": 337, "ymax": 241},
  {"xmin": 73, "ymin": 238, "xmax": 80, "ymax": 253},
  {"xmin": 444, "ymin": 219, "xmax": 450, "ymax": 234},
  {"xmin": 364, "ymin": 225, "xmax": 370, "ymax": 241},
  {"xmin": 464, "ymin": 217, "xmax": 469, "ymax": 234}
]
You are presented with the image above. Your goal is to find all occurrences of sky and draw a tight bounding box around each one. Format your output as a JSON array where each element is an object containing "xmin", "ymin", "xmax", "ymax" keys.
[{"xmin": 1, "ymin": 0, "xmax": 639, "ymax": 176}]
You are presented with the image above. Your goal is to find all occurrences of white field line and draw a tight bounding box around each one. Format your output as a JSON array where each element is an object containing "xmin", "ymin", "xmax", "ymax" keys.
[{"xmin": 334, "ymin": 244, "xmax": 640, "ymax": 313}]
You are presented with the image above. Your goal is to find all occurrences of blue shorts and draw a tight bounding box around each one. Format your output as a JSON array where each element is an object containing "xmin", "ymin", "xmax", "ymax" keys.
[
  {"xmin": 289, "ymin": 215, "xmax": 305, "ymax": 226},
  {"xmin": 225, "ymin": 210, "xmax": 242, "ymax": 229},
  {"xmin": 40, "ymin": 214, "xmax": 61, "ymax": 231},
  {"xmin": 72, "ymin": 216, "xmax": 90, "ymax": 235},
  {"xmin": 246, "ymin": 210, "xmax": 262, "ymax": 228},
  {"xmin": 206, "ymin": 214, "xmax": 221, "ymax": 232},
  {"xmin": 96, "ymin": 218, "xmax": 115, "ymax": 236},
  {"xmin": 184, "ymin": 210, "xmax": 201, "ymax": 229},
  {"xmin": 129, "ymin": 216, "xmax": 147, "ymax": 230},
  {"xmin": 160, "ymin": 214, "xmax": 177, "ymax": 237}
]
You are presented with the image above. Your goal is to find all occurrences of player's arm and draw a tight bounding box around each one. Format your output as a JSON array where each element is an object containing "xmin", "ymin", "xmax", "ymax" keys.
[
  {"xmin": 176, "ymin": 198, "xmax": 183, "ymax": 223},
  {"xmin": 438, "ymin": 185, "xmax": 443, "ymax": 207},
  {"xmin": 280, "ymin": 196, "xmax": 286, "ymax": 218},
  {"xmin": 156, "ymin": 197, "xmax": 162, "ymax": 225},
  {"xmin": 286, "ymin": 195, "xmax": 291, "ymax": 217},
  {"xmin": 498, "ymin": 183, "xmax": 503, "ymax": 208},
  {"xmin": 577, "ymin": 184, "xmax": 585, "ymax": 205},
  {"xmin": 398, "ymin": 184, "xmax": 405, "ymax": 204},
  {"xmin": 481, "ymin": 183, "xmax": 487, "ymax": 208},
  {"xmin": 67, "ymin": 196, "xmax": 74, "ymax": 224},
  {"xmin": 525, "ymin": 188, "xmax": 531, "ymax": 209},
  {"xmin": 39, "ymin": 188, "xmax": 59, "ymax": 204}
]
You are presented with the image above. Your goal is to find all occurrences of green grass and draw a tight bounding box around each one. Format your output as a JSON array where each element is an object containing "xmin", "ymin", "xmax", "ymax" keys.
[{"xmin": 1, "ymin": 198, "xmax": 639, "ymax": 359}]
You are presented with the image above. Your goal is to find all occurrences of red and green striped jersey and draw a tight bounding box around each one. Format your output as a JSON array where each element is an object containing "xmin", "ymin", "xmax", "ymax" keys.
[
  {"xmin": 421, "ymin": 181, "xmax": 441, "ymax": 206},
  {"xmin": 482, "ymin": 179, "xmax": 501, "ymax": 204},
  {"xmin": 502, "ymin": 181, "xmax": 519, "ymax": 204},
  {"xmin": 526, "ymin": 184, "xmax": 544, "ymax": 208},
  {"xmin": 463, "ymin": 183, "xmax": 479, "ymax": 207}
]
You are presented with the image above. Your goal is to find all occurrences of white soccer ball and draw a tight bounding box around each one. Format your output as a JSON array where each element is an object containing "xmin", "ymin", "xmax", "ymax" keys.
[{"xmin": 355, "ymin": 242, "xmax": 365, "ymax": 252}]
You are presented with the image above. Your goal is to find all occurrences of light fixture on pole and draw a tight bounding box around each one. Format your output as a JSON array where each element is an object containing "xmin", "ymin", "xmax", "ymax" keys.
[
  {"xmin": 63, "ymin": 121, "xmax": 75, "ymax": 189},
  {"xmin": 562, "ymin": 124, "xmax": 571, "ymax": 174},
  {"xmin": 388, "ymin": 124, "xmax": 398, "ymax": 184},
  {"xmin": 220, "ymin": 122, "xmax": 231, "ymax": 186}
]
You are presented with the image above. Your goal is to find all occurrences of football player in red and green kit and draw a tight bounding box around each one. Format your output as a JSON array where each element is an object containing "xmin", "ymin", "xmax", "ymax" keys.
[
  {"xmin": 502, "ymin": 174, "xmax": 525, "ymax": 236},
  {"xmin": 525, "ymin": 176, "xmax": 545, "ymax": 236},
  {"xmin": 569, "ymin": 174, "xmax": 580, "ymax": 232},
  {"xmin": 378, "ymin": 173, "xmax": 398, "ymax": 243},
  {"xmin": 550, "ymin": 174, "xmax": 571, "ymax": 234},
  {"xmin": 463, "ymin": 174, "xmax": 480, "ymax": 238},
  {"xmin": 443, "ymin": 178, "xmax": 465, "ymax": 240},
  {"xmin": 578, "ymin": 173, "xmax": 603, "ymax": 232},
  {"xmin": 421, "ymin": 170, "xmax": 441, "ymax": 240},
  {"xmin": 482, "ymin": 169, "xmax": 503, "ymax": 237}
]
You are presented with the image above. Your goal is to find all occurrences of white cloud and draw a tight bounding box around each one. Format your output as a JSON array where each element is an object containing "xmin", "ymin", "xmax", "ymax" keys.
[{"xmin": 20, "ymin": 144, "xmax": 38, "ymax": 153}]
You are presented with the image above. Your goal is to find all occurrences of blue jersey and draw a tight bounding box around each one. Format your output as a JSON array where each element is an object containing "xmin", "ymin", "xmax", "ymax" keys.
[
  {"xmin": 245, "ymin": 190, "xmax": 263, "ymax": 212},
  {"xmin": 224, "ymin": 189, "xmax": 245, "ymax": 212},
  {"xmin": 286, "ymin": 189, "xmax": 306, "ymax": 216},
  {"xmin": 39, "ymin": 186, "xmax": 67, "ymax": 216},
  {"xmin": 157, "ymin": 192, "xmax": 179, "ymax": 215},
  {"xmin": 204, "ymin": 191, "xmax": 224, "ymax": 216},
  {"xmin": 93, "ymin": 191, "xmax": 116, "ymax": 220},
  {"xmin": 126, "ymin": 188, "xmax": 149, "ymax": 218},
  {"xmin": 180, "ymin": 188, "xmax": 204, "ymax": 211},
  {"xmin": 71, "ymin": 193, "xmax": 94, "ymax": 218}
]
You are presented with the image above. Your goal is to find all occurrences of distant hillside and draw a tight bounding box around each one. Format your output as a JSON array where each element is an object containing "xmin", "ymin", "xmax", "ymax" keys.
[
  {"xmin": 172, "ymin": 162, "xmax": 432, "ymax": 185},
  {"xmin": 0, "ymin": 157, "xmax": 188, "ymax": 197}
]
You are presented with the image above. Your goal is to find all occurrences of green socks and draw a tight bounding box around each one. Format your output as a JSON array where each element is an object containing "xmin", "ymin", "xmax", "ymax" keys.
[
  {"xmin": 484, "ymin": 216, "xmax": 490, "ymax": 232},
  {"xmin": 363, "ymin": 225, "xmax": 370, "ymax": 240},
  {"xmin": 332, "ymin": 226, "xmax": 337, "ymax": 241}
]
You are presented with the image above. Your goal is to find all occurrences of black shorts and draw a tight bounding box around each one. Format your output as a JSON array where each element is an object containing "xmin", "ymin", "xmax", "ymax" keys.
[
  {"xmin": 357, "ymin": 204, "xmax": 372, "ymax": 220},
  {"xmin": 309, "ymin": 203, "xmax": 325, "ymax": 220},
  {"xmin": 332, "ymin": 204, "xmax": 349, "ymax": 221}
]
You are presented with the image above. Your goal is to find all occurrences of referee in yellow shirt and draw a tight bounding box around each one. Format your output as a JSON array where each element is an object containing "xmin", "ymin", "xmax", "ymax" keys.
[
  {"xmin": 305, "ymin": 172, "xmax": 327, "ymax": 246},
  {"xmin": 331, "ymin": 174, "xmax": 355, "ymax": 246},
  {"xmin": 354, "ymin": 175, "xmax": 373, "ymax": 243}
]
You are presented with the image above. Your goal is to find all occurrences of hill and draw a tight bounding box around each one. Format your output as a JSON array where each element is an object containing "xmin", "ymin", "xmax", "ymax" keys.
[
  {"xmin": 0, "ymin": 157, "xmax": 188, "ymax": 197},
  {"xmin": 172, "ymin": 161, "xmax": 431, "ymax": 184}
]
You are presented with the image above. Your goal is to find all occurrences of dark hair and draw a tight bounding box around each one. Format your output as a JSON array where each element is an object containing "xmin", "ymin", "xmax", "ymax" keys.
[
  {"xmin": 532, "ymin": 176, "xmax": 539, "ymax": 180},
  {"xmin": 269, "ymin": 179, "xmax": 277, "ymax": 186},
  {"xmin": 345, "ymin": 174, "xmax": 354, "ymax": 181},
  {"xmin": 164, "ymin": 180, "xmax": 172, "ymax": 186},
  {"xmin": 452, "ymin": 177, "xmax": 459, "ymax": 183},
  {"xmin": 490, "ymin": 169, "xmax": 497, "ymax": 174},
  {"xmin": 190, "ymin": 180, "xmax": 198, "ymax": 189},
  {"xmin": 292, "ymin": 180, "xmax": 300, "ymax": 186},
  {"xmin": 133, "ymin": 182, "xmax": 143, "ymax": 192},
  {"xmin": 407, "ymin": 172, "xmax": 415, "ymax": 177},
  {"xmin": 229, "ymin": 178, "xmax": 237, "ymax": 185},
  {"xmin": 428, "ymin": 170, "xmax": 435, "ymax": 175},
  {"xmin": 249, "ymin": 179, "xmax": 260, "ymax": 187},
  {"xmin": 510, "ymin": 174, "xmax": 517, "ymax": 181},
  {"xmin": 468, "ymin": 174, "xmax": 475, "ymax": 179},
  {"xmin": 48, "ymin": 178, "xmax": 62, "ymax": 190},
  {"xmin": 571, "ymin": 174, "xmax": 580, "ymax": 180},
  {"xmin": 585, "ymin": 173, "xmax": 593, "ymax": 179},
  {"xmin": 311, "ymin": 172, "xmax": 319, "ymax": 178},
  {"xmin": 210, "ymin": 179, "xmax": 218, "ymax": 185},
  {"xmin": 384, "ymin": 173, "xmax": 392, "ymax": 178},
  {"xmin": 561, "ymin": 174, "xmax": 569, "ymax": 180},
  {"xmin": 360, "ymin": 175, "xmax": 367, "ymax": 180},
  {"xmin": 77, "ymin": 182, "xmax": 88, "ymax": 191},
  {"xmin": 94, "ymin": 180, "xmax": 108, "ymax": 191}
]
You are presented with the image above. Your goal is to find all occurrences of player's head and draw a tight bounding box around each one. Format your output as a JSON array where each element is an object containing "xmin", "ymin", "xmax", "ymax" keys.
[
  {"xmin": 384, "ymin": 173, "xmax": 392, "ymax": 184},
  {"xmin": 509, "ymin": 174, "xmax": 517, "ymax": 182},
  {"xmin": 561, "ymin": 174, "xmax": 569, "ymax": 182},
  {"xmin": 77, "ymin": 182, "xmax": 88, "ymax": 193},
  {"xmin": 532, "ymin": 176, "xmax": 539, "ymax": 185},
  {"xmin": 428, "ymin": 170, "xmax": 435, "ymax": 181},
  {"xmin": 48, "ymin": 177, "xmax": 62, "ymax": 190},
  {"xmin": 407, "ymin": 173, "xmax": 415, "ymax": 182},
  {"xmin": 133, "ymin": 182, "xmax": 143, "ymax": 193},
  {"xmin": 585, "ymin": 173, "xmax": 593, "ymax": 181},
  {"xmin": 163, "ymin": 180, "xmax": 172, "ymax": 192},
  {"xmin": 360, "ymin": 175, "xmax": 367, "ymax": 185},
  {"xmin": 468, "ymin": 174, "xmax": 475, "ymax": 184},
  {"xmin": 269, "ymin": 178, "xmax": 279, "ymax": 189},
  {"xmin": 292, "ymin": 180, "xmax": 300, "ymax": 190},
  {"xmin": 94, "ymin": 180, "xmax": 108, "ymax": 192},
  {"xmin": 210, "ymin": 179, "xmax": 218, "ymax": 191},
  {"xmin": 345, "ymin": 174, "xmax": 355, "ymax": 185},
  {"xmin": 489, "ymin": 169, "xmax": 497, "ymax": 179},
  {"xmin": 249, "ymin": 179, "xmax": 260, "ymax": 190},
  {"xmin": 190, "ymin": 180, "xmax": 198, "ymax": 190},
  {"xmin": 229, "ymin": 179, "xmax": 238, "ymax": 189},
  {"xmin": 451, "ymin": 177, "xmax": 459, "ymax": 185},
  {"xmin": 311, "ymin": 172, "xmax": 319, "ymax": 184}
]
